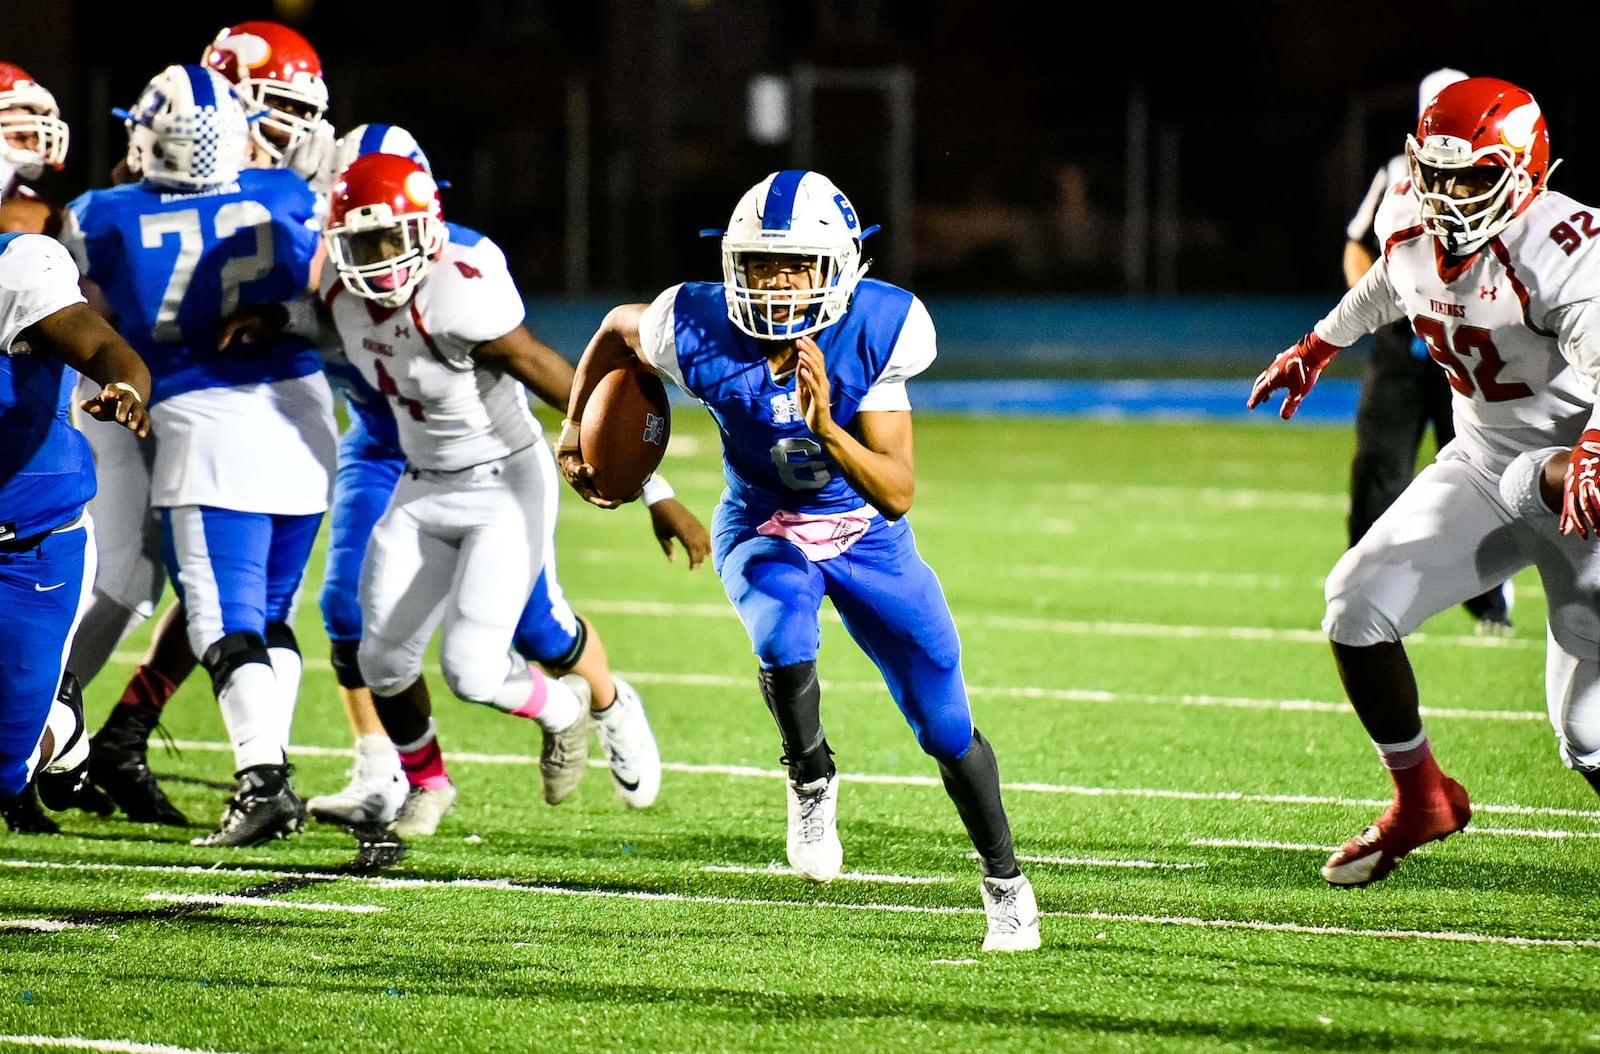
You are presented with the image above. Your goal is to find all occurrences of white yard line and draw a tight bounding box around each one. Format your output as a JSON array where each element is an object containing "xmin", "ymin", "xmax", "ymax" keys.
[
  {"xmin": 147, "ymin": 738, "xmax": 1598, "ymax": 824},
  {"xmin": 567, "ymin": 599, "xmax": 1540, "ymax": 650},
  {"xmin": 141, "ymin": 893, "xmax": 383, "ymax": 913},
  {"xmin": 0, "ymin": 1038, "xmax": 244, "ymax": 1054},
  {"xmin": 3, "ymin": 857, "xmax": 1595, "ymax": 951}
]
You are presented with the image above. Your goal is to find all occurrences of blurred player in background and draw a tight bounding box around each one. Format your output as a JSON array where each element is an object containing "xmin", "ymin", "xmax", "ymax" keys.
[
  {"xmin": 1248, "ymin": 76, "xmax": 1600, "ymax": 887},
  {"xmin": 559, "ymin": 169, "xmax": 1040, "ymax": 953},
  {"xmin": 274, "ymin": 125, "xmax": 706, "ymax": 833},
  {"xmin": 0, "ymin": 231, "xmax": 151, "ymax": 833},
  {"xmin": 229, "ymin": 152, "xmax": 649, "ymax": 841},
  {"xmin": 0, "ymin": 62, "xmax": 68, "ymax": 236},
  {"xmin": 76, "ymin": 22, "xmax": 338, "ymax": 828},
  {"xmin": 59, "ymin": 63, "xmax": 336, "ymax": 847},
  {"xmin": 202, "ymin": 20, "xmax": 336, "ymax": 184},
  {"xmin": 1342, "ymin": 66, "xmax": 1513, "ymax": 636}
]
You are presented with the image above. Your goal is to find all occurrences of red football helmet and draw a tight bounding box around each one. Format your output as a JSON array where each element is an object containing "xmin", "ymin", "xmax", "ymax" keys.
[
  {"xmin": 1406, "ymin": 76, "xmax": 1556, "ymax": 256},
  {"xmin": 324, "ymin": 153, "xmax": 447, "ymax": 308},
  {"xmin": 201, "ymin": 20, "xmax": 328, "ymax": 166},
  {"xmin": 0, "ymin": 62, "xmax": 68, "ymax": 179}
]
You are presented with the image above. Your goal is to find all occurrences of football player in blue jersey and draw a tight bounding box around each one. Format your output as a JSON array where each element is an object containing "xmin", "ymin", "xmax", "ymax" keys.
[
  {"xmin": 558, "ymin": 170, "xmax": 1040, "ymax": 952},
  {"xmin": 74, "ymin": 25, "xmax": 339, "ymax": 830},
  {"xmin": 58, "ymin": 64, "xmax": 338, "ymax": 848},
  {"xmin": 0, "ymin": 231, "xmax": 151, "ymax": 833}
]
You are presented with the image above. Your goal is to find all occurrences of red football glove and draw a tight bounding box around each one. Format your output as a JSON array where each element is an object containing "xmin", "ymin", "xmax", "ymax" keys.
[
  {"xmin": 1559, "ymin": 429, "xmax": 1600, "ymax": 538},
  {"xmin": 1246, "ymin": 332, "xmax": 1342, "ymax": 420}
]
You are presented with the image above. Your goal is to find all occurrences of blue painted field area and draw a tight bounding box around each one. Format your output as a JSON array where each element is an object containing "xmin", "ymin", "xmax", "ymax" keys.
[
  {"xmin": 533, "ymin": 295, "xmax": 1366, "ymax": 423},
  {"xmin": 907, "ymin": 378, "xmax": 1360, "ymax": 422}
]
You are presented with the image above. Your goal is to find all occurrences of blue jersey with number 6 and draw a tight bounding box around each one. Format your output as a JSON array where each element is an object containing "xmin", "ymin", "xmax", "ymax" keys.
[{"xmin": 60, "ymin": 168, "xmax": 322, "ymax": 405}]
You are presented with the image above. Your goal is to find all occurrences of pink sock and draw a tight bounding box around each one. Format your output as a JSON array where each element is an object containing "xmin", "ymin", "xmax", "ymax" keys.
[
  {"xmin": 398, "ymin": 736, "xmax": 451, "ymax": 790},
  {"xmin": 510, "ymin": 673, "xmax": 548, "ymax": 720}
]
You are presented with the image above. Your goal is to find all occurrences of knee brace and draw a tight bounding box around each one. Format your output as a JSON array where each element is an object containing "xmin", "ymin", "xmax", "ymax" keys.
[
  {"xmin": 329, "ymin": 638, "xmax": 365, "ymax": 689},
  {"xmin": 520, "ymin": 616, "xmax": 587, "ymax": 674},
  {"xmin": 200, "ymin": 631, "xmax": 271, "ymax": 694},
  {"xmin": 265, "ymin": 620, "xmax": 298, "ymax": 655}
]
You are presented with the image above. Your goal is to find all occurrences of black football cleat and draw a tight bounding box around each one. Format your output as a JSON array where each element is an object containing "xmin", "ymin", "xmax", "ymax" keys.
[
  {"xmin": 89, "ymin": 703, "xmax": 188, "ymax": 826},
  {"xmin": 192, "ymin": 765, "xmax": 306, "ymax": 848},
  {"xmin": 0, "ymin": 781, "xmax": 60, "ymax": 835}
]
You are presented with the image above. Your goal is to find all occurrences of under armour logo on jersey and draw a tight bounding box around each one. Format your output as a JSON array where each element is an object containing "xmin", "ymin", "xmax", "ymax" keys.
[
  {"xmin": 770, "ymin": 392, "xmax": 802, "ymax": 424},
  {"xmin": 1480, "ymin": 285, "xmax": 1499, "ymax": 300},
  {"xmin": 394, "ymin": 324, "xmax": 411, "ymax": 339}
]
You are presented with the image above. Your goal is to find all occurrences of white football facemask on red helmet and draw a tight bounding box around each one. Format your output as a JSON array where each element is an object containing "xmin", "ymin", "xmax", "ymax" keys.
[
  {"xmin": 0, "ymin": 62, "xmax": 68, "ymax": 181},
  {"xmin": 323, "ymin": 152, "xmax": 447, "ymax": 308},
  {"xmin": 1406, "ymin": 76, "xmax": 1557, "ymax": 256},
  {"xmin": 202, "ymin": 20, "xmax": 329, "ymax": 167}
]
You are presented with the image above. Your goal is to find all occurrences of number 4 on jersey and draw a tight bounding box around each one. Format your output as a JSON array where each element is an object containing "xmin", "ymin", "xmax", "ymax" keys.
[{"xmin": 371, "ymin": 358, "xmax": 425, "ymax": 420}]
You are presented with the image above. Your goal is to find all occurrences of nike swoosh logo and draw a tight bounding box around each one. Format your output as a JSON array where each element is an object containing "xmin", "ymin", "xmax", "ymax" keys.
[
  {"xmin": 34, "ymin": 582, "xmax": 65, "ymax": 592},
  {"xmin": 613, "ymin": 774, "xmax": 641, "ymax": 792}
]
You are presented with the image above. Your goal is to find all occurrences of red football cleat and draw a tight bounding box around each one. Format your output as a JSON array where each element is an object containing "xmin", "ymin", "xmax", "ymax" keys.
[{"xmin": 1321, "ymin": 776, "xmax": 1471, "ymax": 887}]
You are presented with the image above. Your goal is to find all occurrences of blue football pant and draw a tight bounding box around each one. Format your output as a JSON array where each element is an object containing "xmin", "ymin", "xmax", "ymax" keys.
[
  {"xmin": 712, "ymin": 503, "xmax": 974, "ymax": 760},
  {"xmin": 0, "ymin": 515, "xmax": 94, "ymax": 796},
  {"xmin": 161, "ymin": 505, "xmax": 323, "ymax": 657}
]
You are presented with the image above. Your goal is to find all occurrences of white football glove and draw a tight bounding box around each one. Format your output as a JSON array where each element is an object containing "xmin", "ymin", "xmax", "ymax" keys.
[{"xmin": 287, "ymin": 118, "xmax": 339, "ymax": 194}]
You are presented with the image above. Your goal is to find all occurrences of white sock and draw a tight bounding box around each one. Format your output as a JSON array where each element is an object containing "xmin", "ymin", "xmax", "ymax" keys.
[
  {"xmin": 217, "ymin": 662, "xmax": 284, "ymax": 771},
  {"xmin": 40, "ymin": 697, "xmax": 87, "ymax": 772},
  {"xmin": 354, "ymin": 732, "xmax": 402, "ymax": 778},
  {"xmin": 269, "ymin": 645, "xmax": 303, "ymax": 757}
]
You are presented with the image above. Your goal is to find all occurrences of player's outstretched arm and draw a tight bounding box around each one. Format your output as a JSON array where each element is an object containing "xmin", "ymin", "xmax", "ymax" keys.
[
  {"xmin": 645, "ymin": 492, "xmax": 710, "ymax": 569},
  {"xmin": 29, "ymin": 302, "xmax": 151, "ymax": 436},
  {"xmin": 471, "ymin": 325, "xmax": 575, "ymax": 411},
  {"xmin": 1246, "ymin": 332, "xmax": 1342, "ymax": 421}
]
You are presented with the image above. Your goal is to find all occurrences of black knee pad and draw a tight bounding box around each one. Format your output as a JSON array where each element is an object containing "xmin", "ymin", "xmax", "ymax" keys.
[
  {"xmin": 265, "ymin": 620, "xmax": 299, "ymax": 654},
  {"xmin": 329, "ymin": 638, "xmax": 366, "ymax": 689},
  {"xmin": 200, "ymin": 631, "xmax": 271, "ymax": 694},
  {"xmin": 534, "ymin": 618, "xmax": 588, "ymax": 675}
]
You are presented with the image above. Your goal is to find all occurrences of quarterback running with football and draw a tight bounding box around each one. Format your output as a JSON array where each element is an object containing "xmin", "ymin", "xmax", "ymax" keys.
[
  {"xmin": 559, "ymin": 169, "xmax": 1040, "ymax": 953},
  {"xmin": 1248, "ymin": 76, "xmax": 1600, "ymax": 886}
]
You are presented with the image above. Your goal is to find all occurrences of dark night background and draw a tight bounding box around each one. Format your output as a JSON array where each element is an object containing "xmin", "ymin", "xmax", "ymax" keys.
[{"xmin": 10, "ymin": 0, "xmax": 1600, "ymax": 305}]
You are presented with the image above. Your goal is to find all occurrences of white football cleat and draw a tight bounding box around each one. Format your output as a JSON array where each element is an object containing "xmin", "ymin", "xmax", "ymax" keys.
[
  {"xmin": 594, "ymin": 677, "xmax": 662, "ymax": 809},
  {"xmin": 786, "ymin": 771, "xmax": 842, "ymax": 882},
  {"xmin": 980, "ymin": 873, "xmax": 1041, "ymax": 952},
  {"xmin": 389, "ymin": 782, "xmax": 457, "ymax": 838},
  {"xmin": 308, "ymin": 739, "xmax": 408, "ymax": 826}
]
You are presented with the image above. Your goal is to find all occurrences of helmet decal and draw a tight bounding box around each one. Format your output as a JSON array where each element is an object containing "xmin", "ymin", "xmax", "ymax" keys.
[
  {"xmin": 403, "ymin": 170, "xmax": 437, "ymax": 206},
  {"xmin": 1501, "ymin": 102, "xmax": 1542, "ymax": 154},
  {"xmin": 211, "ymin": 32, "xmax": 273, "ymax": 71}
]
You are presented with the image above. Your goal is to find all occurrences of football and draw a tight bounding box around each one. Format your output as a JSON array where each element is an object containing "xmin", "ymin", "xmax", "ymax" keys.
[{"xmin": 579, "ymin": 364, "xmax": 672, "ymax": 502}]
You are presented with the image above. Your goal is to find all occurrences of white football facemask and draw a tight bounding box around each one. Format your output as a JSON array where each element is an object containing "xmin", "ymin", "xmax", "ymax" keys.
[
  {"xmin": 0, "ymin": 86, "xmax": 68, "ymax": 180},
  {"xmin": 719, "ymin": 170, "xmax": 873, "ymax": 340},
  {"xmin": 325, "ymin": 211, "xmax": 444, "ymax": 308},
  {"xmin": 1407, "ymin": 135, "xmax": 1532, "ymax": 256}
]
